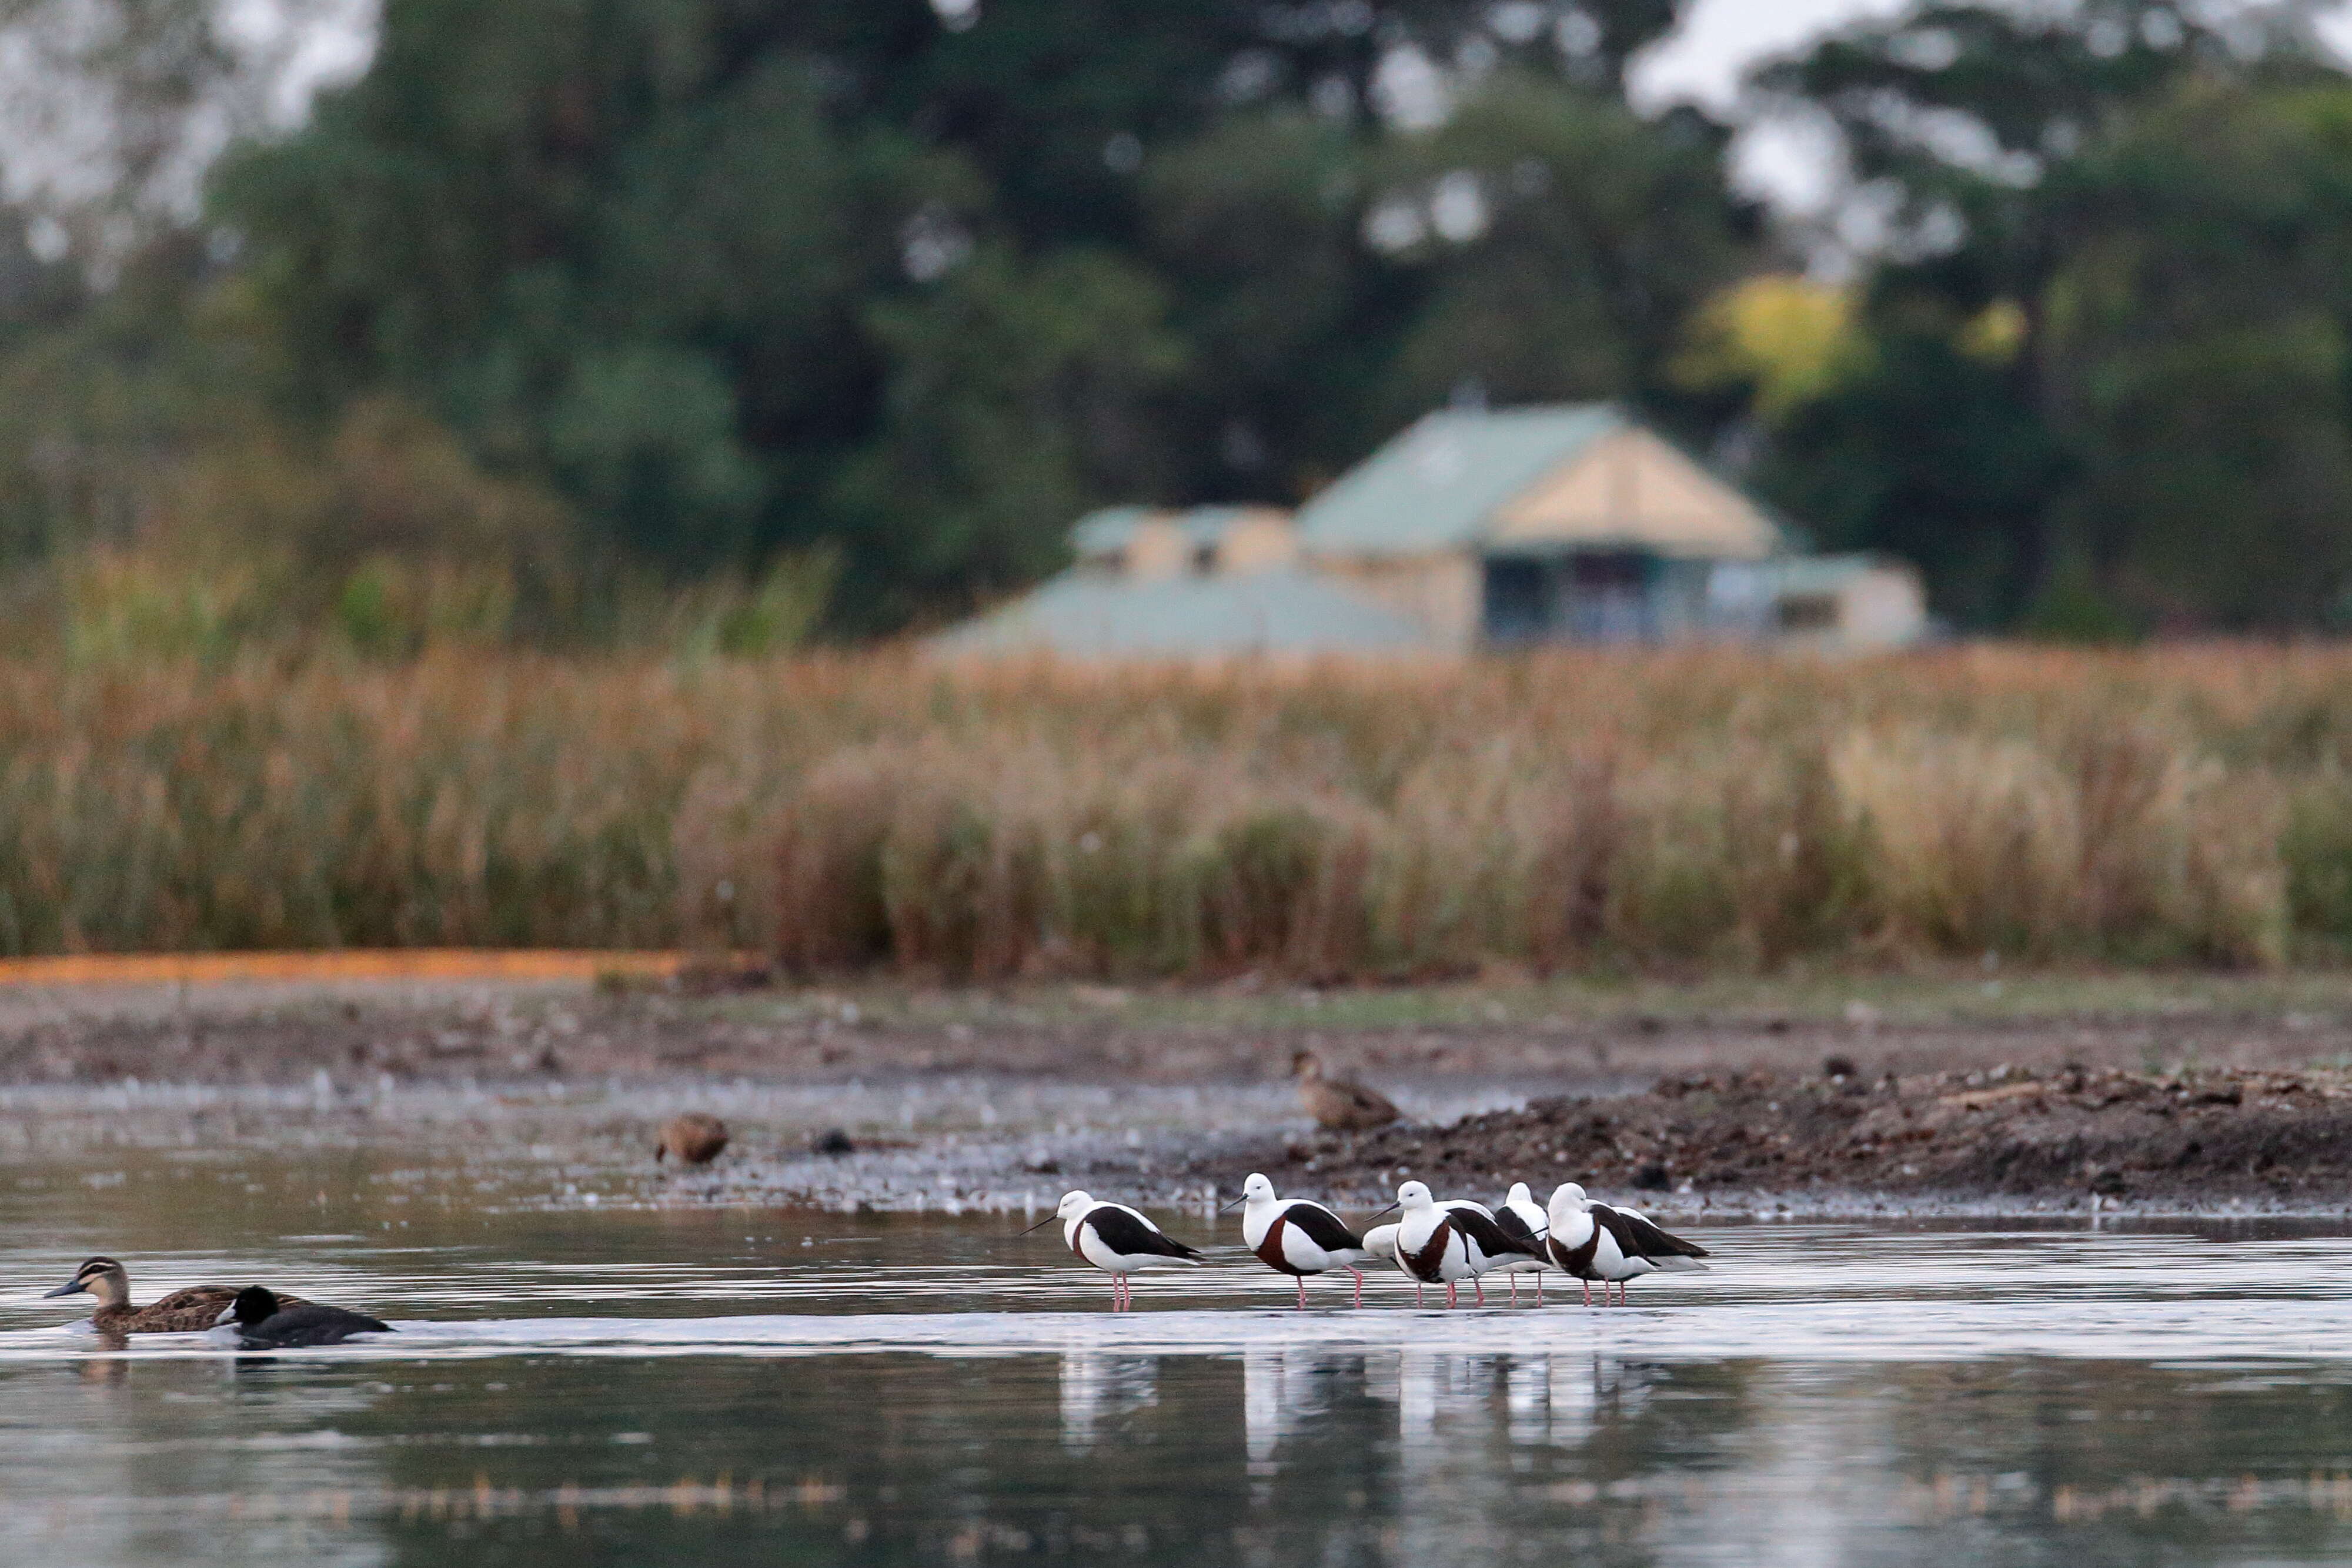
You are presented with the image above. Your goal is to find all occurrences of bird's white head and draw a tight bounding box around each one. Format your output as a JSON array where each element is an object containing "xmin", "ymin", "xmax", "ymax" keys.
[
  {"xmin": 1241, "ymin": 1172, "xmax": 1276, "ymax": 1203},
  {"xmin": 1506, "ymin": 1181, "xmax": 1532, "ymax": 1205},
  {"xmin": 1549, "ymin": 1182, "xmax": 1588, "ymax": 1210},
  {"xmin": 1055, "ymin": 1190, "xmax": 1093, "ymax": 1219},
  {"xmin": 1396, "ymin": 1180, "xmax": 1434, "ymax": 1211}
]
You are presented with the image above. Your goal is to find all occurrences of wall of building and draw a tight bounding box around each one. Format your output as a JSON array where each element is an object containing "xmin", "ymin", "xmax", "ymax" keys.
[
  {"xmin": 1488, "ymin": 428, "xmax": 1778, "ymax": 560},
  {"xmin": 1316, "ymin": 554, "xmax": 1480, "ymax": 651}
]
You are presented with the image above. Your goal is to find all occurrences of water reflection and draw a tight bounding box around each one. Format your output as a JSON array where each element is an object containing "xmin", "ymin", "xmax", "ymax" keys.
[
  {"xmin": 19, "ymin": 1149, "xmax": 2352, "ymax": 1562},
  {"xmin": 1060, "ymin": 1348, "xmax": 1158, "ymax": 1450}
]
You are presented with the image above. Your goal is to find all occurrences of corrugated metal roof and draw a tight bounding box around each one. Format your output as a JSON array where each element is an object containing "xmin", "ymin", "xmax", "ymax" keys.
[
  {"xmin": 1070, "ymin": 506, "xmax": 1155, "ymax": 556},
  {"xmin": 929, "ymin": 567, "xmax": 1433, "ymax": 658},
  {"xmin": 1070, "ymin": 505, "xmax": 1274, "ymax": 556},
  {"xmin": 1295, "ymin": 404, "xmax": 1625, "ymax": 556}
]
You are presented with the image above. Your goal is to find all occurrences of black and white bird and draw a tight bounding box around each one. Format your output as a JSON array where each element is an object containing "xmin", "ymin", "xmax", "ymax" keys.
[
  {"xmin": 1024, "ymin": 1190, "xmax": 1202, "ymax": 1311},
  {"xmin": 1546, "ymin": 1183, "xmax": 1708, "ymax": 1305},
  {"xmin": 213, "ymin": 1286, "xmax": 392, "ymax": 1348},
  {"xmin": 1389, "ymin": 1181, "xmax": 1546, "ymax": 1308},
  {"xmin": 1231, "ymin": 1172, "xmax": 1377, "ymax": 1308},
  {"xmin": 1489, "ymin": 1181, "xmax": 1554, "ymax": 1306}
]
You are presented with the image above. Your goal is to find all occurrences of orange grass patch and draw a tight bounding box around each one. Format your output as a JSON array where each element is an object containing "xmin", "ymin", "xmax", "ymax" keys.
[{"xmin": 0, "ymin": 950, "xmax": 693, "ymax": 988}]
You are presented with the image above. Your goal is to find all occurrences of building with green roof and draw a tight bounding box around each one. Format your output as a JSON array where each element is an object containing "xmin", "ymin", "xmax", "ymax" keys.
[{"xmin": 933, "ymin": 404, "xmax": 1923, "ymax": 660}]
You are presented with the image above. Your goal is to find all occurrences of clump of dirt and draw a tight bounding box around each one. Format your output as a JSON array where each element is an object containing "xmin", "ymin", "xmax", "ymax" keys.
[{"xmin": 1221, "ymin": 1062, "xmax": 2352, "ymax": 1207}]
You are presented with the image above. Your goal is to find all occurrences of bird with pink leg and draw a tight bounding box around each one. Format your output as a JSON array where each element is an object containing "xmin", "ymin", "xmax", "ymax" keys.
[
  {"xmin": 1024, "ymin": 1189, "xmax": 1202, "ymax": 1311},
  {"xmin": 1545, "ymin": 1182, "xmax": 1708, "ymax": 1306},
  {"xmin": 1386, "ymin": 1180, "xmax": 1546, "ymax": 1308},
  {"xmin": 1231, "ymin": 1172, "xmax": 1378, "ymax": 1308}
]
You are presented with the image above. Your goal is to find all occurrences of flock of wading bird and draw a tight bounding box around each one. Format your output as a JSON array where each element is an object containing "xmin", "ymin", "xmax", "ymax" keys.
[
  {"xmin": 34, "ymin": 1057, "xmax": 1703, "ymax": 1336},
  {"xmin": 1025, "ymin": 1052, "xmax": 1709, "ymax": 1312},
  {"xmin": 1025, "ymin": 1176, "xmax": 1708, "ymax": 1313}
]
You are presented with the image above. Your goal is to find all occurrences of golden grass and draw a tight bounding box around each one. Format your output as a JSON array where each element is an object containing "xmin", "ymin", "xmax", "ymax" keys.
[
  {"xmin": 8, "ymin": 642, "xmax": 2352, "ymax": 974},
  {"xmin": 0, "ymin": 950, "xmax": 691, "ymax": 987}
]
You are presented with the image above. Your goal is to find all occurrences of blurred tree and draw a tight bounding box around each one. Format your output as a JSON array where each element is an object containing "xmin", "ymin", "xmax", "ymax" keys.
[
  {"xmin": 1369, "ymin": 75, "xmax": 1753, "ymax": 426},
  {"xmin": 828, "ymin": 247, "xmax": 1188, "ymax": 627},
  {"xmin": 208, "ymin": 0, "xmax": 1730, "ymax": 629},
  {"xmin": 1748, "ymin": 0, "xmax": 2347, "ymax": 630},
  {"xmin": 2040, "ymin": 83, "xmax": 2352, "ymax": 629}
]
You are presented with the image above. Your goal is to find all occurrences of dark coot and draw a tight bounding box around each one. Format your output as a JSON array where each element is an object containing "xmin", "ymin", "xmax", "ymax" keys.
[{"xmin": 218, "ymin": 1285, "xmax": 392, "ymax": 1348}]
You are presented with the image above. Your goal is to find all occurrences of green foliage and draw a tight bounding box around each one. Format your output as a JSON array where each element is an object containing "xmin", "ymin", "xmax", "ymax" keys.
[
  {"xmin": 11, "ymin": 0, "xmax": 2352, "ymax": 638},
  {"xmin": 190, "ymin": 0, "xmax": 1736, "ymax": 631},
  {"xmin": 1742, "ymin": 1, "xmax": 2352, "ymax": 633},
  {"xmin": 831, "ymin": 248, "xmax": 1190, "ymax": 623}
]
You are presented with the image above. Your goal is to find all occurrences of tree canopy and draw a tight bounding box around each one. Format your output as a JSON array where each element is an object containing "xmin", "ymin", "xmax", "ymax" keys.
[{"xmin": 4, "ymin": 0, "xmax": 2352, "ymax": 643}]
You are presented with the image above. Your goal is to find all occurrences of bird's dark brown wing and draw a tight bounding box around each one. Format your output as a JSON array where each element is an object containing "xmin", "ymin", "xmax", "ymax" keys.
[
  {"xmin": 1613, "ymin": 1209, "xmax": 1708, "ymax": 1261},
  {"xmin": 1279, "ymin": 1201, "xmax": 1365, "ymax": 1252},
  {"xmin": 1446, "ymin": 1206, "xmax": 1546, "ymax": 1261},
  {"xmin": 1085, "ymin": 1206, "xmax": 1202, "ymax": 1259},
  {"xmin": 1493, "ymin": 1206, "xmax": 1539, "ymax": 1242},
  {"xmin": 131, "ymin": 1285, "xmax": 305, "ymax": 1333},
  {"xmin": 1345, "ymin": 1082, "xmax": 1399, "ymax": 1122}
]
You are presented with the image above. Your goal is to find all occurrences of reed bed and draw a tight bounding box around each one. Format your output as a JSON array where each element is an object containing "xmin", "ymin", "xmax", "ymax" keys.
[{"xmin": 8, "ymin": 644, "xmax": 2352, "ymax": 974}]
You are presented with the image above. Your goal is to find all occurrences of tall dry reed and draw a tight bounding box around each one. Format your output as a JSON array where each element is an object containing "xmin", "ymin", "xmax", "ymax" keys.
[{"xmin": 6, "ymin": 644, "xmax": 2352, "ymax": 971}]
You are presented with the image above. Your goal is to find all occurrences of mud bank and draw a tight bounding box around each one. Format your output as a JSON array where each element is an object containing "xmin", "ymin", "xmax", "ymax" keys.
[
  {"xmin": 1216, "ymin": 1062, "xmax": 2352, "ymax": 1211},
  {"xmin": 15, "ymin": 978, "xmax": 2352, "ymax": 1213}
]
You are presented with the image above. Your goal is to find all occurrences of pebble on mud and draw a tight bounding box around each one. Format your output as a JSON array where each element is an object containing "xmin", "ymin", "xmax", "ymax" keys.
[
  {"xmin": 657, "ymin": 1112, "xmax": 730, "ymax": 1165},
  {"xmin": 811, "ymin": 1127, "xmax": 857, "ymax": 1156}
]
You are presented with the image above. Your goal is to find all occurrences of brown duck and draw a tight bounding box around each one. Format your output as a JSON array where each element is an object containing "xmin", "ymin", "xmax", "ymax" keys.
[
  {"xmin": 656, "ymin": 1112, "xmax": 729, "ymax": 1165},
  {"xmin": 44, "ymin": 1257, "xmax": 308, "ymax": 1335},
  {"xmin": 1293, "ymin": 1051, "xmax": 1399, "ymax": 1131}
]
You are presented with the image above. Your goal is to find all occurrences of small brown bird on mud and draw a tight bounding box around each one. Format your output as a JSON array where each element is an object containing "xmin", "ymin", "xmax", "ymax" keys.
[
  {"xmin": 1293, "ymin": 1051, "xmax": 1399, "ymax": 1131},
  {"xmin": 43, "ymin": 1256, "xmax": 308, "ymax": 1335},
  {"xmin": 656, "ymin": 1112, "xmax": 730, "ymax": 1165}
]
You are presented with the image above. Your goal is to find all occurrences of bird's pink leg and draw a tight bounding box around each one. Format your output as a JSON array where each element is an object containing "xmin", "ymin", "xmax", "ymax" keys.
[
  {"xmin": 1445, "ymin": 1282, "xmax": 1458, "ymax": 1309},
  {"xmin": 1581, "ymin": 1280, "xmax": 1592, "ymax": 1308},
  {"xmin": 1297, "ymin": 1278, "xmax": 1308, "ymax": 1310},
  {"xmin": 1536, "ymin": 1275, "xmax": 1545, "ymax": 1305},
  {"xmin": 1509, "ymin": 1276, "xmax": 1519, "ymax": 1307},
  {"xmin": 1415, "ymin": 1283, "xmax": 1425, "ymax": 1307},
  {"xmin": 1474, "ymin": 1279, "xmax": 1486, "ymax": 1308},
  {"xmin": 1349, "ymin": 1269, "xmax": 1363, "ymax": 1308}
]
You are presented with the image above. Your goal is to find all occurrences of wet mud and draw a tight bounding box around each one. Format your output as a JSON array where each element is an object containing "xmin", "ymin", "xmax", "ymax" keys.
[
  {"xmin": 1218, "ymin": 1062, "xmax": 2352, "ymax": 1209},
  {"xmin": 12, "ymin": 981, "xmax": 2352, "ymax": 1211}
]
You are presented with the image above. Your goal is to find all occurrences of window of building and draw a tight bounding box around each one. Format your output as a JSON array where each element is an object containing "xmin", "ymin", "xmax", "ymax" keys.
[{"xmin": 1777, "ymin": 593, "xmax": 1839, "ymax": 631}]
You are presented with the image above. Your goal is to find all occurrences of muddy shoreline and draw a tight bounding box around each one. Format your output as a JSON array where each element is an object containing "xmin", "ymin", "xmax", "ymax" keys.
[
  {"xmin": 1202, "ymin": 1061, "xmax": 2352, "ymax": 1211},
  {"xmin": 9, "ymin": 979, "xmax": 2352, "ymax": 1213}
]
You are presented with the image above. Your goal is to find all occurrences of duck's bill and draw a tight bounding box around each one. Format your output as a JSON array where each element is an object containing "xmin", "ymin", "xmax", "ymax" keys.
[{"xmin": 42, "ymin": 1279, "xmax": 86, "ymax": 1298}]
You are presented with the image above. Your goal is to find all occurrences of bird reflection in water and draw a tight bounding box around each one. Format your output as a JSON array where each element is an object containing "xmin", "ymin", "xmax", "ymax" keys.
[
  {"xmin": 1242, "ymin": 1345, "xmax": 1338, "ymax": 1468},
  {"xmin": 1058, "ymin": 1350, "xmax": 1159, "ymax": 1452}
]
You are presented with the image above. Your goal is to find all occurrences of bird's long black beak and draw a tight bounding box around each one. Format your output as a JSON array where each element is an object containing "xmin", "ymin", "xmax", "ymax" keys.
[
  {"xmin": 42, "ymin": 1279, "xmax": 86, "ymax": 1299},
  {"xmin": 1220, "ymin": 1195, "xmax": 1245, "ymax": 1212},
  {"xmin": 1018, "ymin": 1213, "xmax": 1059, "ymax": 1235},
  {"xmin": 1365, "ymin": 1202, "xmax": 1398, "ymax": 1222}
]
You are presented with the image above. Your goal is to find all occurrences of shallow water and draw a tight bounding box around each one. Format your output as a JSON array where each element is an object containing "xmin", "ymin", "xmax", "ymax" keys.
[{"xmin": 11, "ymin": 1147, "xmax": 2352, "ymax": 1564}]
